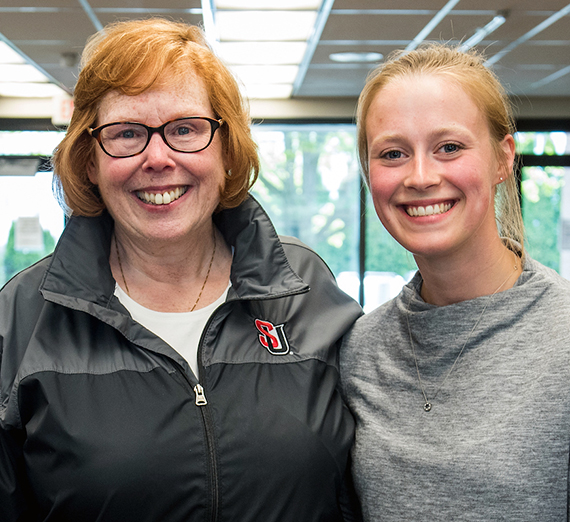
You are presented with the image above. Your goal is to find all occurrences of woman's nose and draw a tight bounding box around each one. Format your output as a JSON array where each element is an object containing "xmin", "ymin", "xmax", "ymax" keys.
[
  {"xmin": 403, "ymin": 156, "xmax": 440, "ymax": 190},
  {"xmin": 142, "ymin": 132, "xmax": 176, "ymax": 170}
]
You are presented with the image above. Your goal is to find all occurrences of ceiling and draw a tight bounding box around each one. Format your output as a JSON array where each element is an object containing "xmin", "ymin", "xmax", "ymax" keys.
[{"xmin": 1, "ymin": 1, "xmax": 570, "ymax": 116}]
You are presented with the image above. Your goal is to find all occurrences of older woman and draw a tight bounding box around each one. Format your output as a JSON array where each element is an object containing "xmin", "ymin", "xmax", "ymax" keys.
[{"xmin": 0, "ymin": 19, "xmax": 362, "ymax": 521}]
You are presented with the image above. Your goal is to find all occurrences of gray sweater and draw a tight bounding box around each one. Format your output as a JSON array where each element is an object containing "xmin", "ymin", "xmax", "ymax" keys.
[{"xmin": 341, "ymin": 257, "xmax": 570, "ymax": 521}]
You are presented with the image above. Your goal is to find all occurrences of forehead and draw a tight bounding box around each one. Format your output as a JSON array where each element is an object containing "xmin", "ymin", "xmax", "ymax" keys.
[
  {"xmin": 97, "ymin": 68, "xmax": 213, "ymax": 124},
  {"xmin": 366, "ymin": 74, "xmax": 486, "ymax": 135}
]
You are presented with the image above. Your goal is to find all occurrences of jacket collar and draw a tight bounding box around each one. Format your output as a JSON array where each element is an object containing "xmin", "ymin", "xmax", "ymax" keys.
[
  {"xmin": 215, "ymin": 196, "xmax": 308, "ymax": 300},
  {"xmin": 40, "ymin": 196, "xmax": 308, "ymax": 307}
]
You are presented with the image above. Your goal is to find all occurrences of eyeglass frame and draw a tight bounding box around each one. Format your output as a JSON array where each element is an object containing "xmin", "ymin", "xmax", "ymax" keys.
[{"xmin": 88, "ymin": 116, "xmax": 224, "ymax": 158}]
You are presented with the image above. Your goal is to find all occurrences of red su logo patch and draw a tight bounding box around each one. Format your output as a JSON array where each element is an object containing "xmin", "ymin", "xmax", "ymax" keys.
[{"xmin": 254, "ymin": 319, "xmax": 290, "ymax": 355}]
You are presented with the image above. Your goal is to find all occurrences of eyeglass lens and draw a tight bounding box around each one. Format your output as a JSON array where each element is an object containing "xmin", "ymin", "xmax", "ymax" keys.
[{"xmin": 98, "ymin": 118, "xmax": 217, "ymax": 157}]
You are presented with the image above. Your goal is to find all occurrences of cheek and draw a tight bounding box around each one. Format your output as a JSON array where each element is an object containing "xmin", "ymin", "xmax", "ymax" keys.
[
  {"xmin": 97, "ymin": 157, "xmax": 139, "ymax": 188},
  {"xmin": 453, "ymin": 160, "xmax": 496, "ymax": 198},
  {"xmin": 369, "ymin": 170, "xmax": 395, "ymax": 211},
  {"xmin": 369, "ymin": 175, "xmax": 399, "ymax": 230}
]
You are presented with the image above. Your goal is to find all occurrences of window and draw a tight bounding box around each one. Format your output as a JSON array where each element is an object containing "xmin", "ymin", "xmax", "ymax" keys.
[
  {"xmin": 251, "ymin": 123, "xmax": 413, "ymax": 311},
  {"xmin": 251, "ymin": 124, "xmax": 360, "ymax": 276},
  {"xmin": 0, "ymin": 131, "xmax": 65, "ymax": 286},
  {"xmin": 2, "ymin": 126, "xmax": 569, "ymax": 304},
  {"xmin": 515, "ymin": 131, "xmax": 570, "ymax": 280}
]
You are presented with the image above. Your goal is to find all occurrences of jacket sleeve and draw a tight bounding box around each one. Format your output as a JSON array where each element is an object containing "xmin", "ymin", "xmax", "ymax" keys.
[
  {"xmin": 338, "ymin": 453, "xmax": 363, "ymax": 522},
  {"xmin": 0, "ymin": 270, "xmax": 44, "ymax": 521},
  {"xmin": 0, "ymin": 425, "xmax": 37, "ymax": 521}
]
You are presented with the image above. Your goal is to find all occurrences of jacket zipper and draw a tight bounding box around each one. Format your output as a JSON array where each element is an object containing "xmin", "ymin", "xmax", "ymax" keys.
[
  {"xmin": 190, "ymin": 291, "xmax": 308, "ymax": 522},
  {"xmin": 170, "ymin": 370, "xmax": 218, "ymax": 522},
  {"xmin": 193, "ymin": 304, "xmax": 228, "ymax": 522},
  {"xmin": 193, "ymin": 384, "xmax": 219, "ymax": 522},
  {"xmin": 175, "ymin": 289, "xmax": 309, "ymax": 522}
]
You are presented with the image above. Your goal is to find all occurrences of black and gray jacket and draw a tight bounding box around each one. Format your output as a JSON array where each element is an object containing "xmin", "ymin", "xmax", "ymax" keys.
[{"xmin": 0, "ymin": 196, "xmax": 363, "ymax": 522}]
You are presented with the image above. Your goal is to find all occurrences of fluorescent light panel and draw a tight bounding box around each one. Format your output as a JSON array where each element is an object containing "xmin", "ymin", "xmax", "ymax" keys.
[
  {"xmin": 0, "ymin": 82, "xmax": 63, "ymax": 98},
  {"xmin": 218, "ymin": 41, "xmax": 307, "ymax": 65},
  {"xmin": 217, "ymin": 11, "xmax": 317, "ymax": 41},
  {"xmin": 212, "ymin": 0, "xmax": 323, "ymax": 99},
  {"xmin": 459, "ymin": 14, "xmax": 507, "ymax": 52},
  {"xmin": 243, "ymin": 84, "xmax": 293, "ymax": 99},
  {"xmin": 0, "ymin": 41, "xmax": 66, "ymax": 99},
  {"xmin": 0, "ymin": 63, "xmax": 50, "ymax": 83},
  {"xmin": 329, "ymin": 52, "xmax": 383, "ymax": 63},
  {"xmin": 230, "ymin": 65, "xmax": 299, "ymax": 84},
  {"xmin": 216, "ymin": 0, "xmax": 321, "ymax": 8},
  {"xmin": 0, "ymin": 42, "xmax": 25, "ymax": 64}
]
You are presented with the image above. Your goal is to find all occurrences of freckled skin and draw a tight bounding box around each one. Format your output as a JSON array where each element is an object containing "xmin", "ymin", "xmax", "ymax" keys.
[{"xmin": 87, "ymin": 70, "xmax": 227, "ymax": 252}]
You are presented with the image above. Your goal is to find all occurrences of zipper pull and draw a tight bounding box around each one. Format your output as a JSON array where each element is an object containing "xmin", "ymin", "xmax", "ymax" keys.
[{"xmin": 194, "ymin": 384, "xmax": 208, "ymax": 406}]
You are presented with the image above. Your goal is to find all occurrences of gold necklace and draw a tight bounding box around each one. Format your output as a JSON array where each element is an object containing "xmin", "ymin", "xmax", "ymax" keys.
[
  {"xmin": 406, "ymin": 253, "xmax": 519, "ymax": 412},
  {"xmin": 113, "ymin": 231, "xmax": 217, "ymax": 312}
]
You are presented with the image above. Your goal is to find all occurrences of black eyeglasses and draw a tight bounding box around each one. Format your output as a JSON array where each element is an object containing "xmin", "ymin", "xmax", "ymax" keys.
[{"xmin": 88, "ymin": 116, "xmax": 223, "ymax": 158}]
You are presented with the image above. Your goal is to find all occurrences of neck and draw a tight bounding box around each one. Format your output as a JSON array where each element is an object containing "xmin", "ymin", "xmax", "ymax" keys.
[
  {"xmin": 415, "ymin": 237, "xmax": 521, "ymax": 306},
  {"xmin": 111, "ymin": 221, "xmax": 232, "ymax": 312}
]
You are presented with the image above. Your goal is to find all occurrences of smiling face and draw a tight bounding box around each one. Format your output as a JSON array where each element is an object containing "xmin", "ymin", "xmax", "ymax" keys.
[
  {"xmin": 87, "ymin": 69, "xmax": 227, "ymax": 249},
  {"xmin": 366, "ymin": 73, "xmax": 514, "ymax": 263}
]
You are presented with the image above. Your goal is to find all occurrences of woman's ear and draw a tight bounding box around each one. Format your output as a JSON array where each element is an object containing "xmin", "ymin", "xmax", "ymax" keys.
[
  {"xmin": 87, "ymin": 158, "xmax": 98, "ymax": 185},
  {"xmin": 222, "ymin": 146, "xmax": 231, "ymax": 175},
  {"xmin": 497, "ymin": 134, "xmax": 516, "ymax": 183}
]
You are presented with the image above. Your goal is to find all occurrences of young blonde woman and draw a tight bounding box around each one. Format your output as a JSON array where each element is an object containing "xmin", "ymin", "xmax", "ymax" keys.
[{"xmin": 341, "ymin": 44, "xmax": 570, "ymax": 521}]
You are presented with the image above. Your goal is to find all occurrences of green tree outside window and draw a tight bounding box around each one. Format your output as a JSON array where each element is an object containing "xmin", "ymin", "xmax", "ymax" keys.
[{"xmin": 2, "ymin": 221, "xmax": 55, "ymax": 285}]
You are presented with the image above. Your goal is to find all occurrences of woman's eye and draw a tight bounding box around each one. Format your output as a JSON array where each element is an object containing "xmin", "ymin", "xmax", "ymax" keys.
[
  {"xmin": 441, "ymin": 143, "xmax": 461, "ymax": 154},
  {"xmin": 173, "ymin": 124, "xmax": 197, "ymax": 136},
  {"xmin": 108, "ymin": 126, "xmax": 144, "ymax": 140},
  {"xmin": 382, "ymin": 150, "xmax": 402, "ymax": 160},
  {"xmin": 120, "ymin": 129, "xmax": 136, "ymax": 139},
  {"xmin": 176, "ymin": 126, "xmax": 191, "ymax": 136}
]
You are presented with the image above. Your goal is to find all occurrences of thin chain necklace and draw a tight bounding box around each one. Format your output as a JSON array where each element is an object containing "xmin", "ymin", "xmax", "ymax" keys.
[
  {"xmin": 114, "ymin": 231, "xmax": 217, "ymax": 312},
  {"xmin": 406, "ymin": 253, "xmax": 518, "ymax": 412}
]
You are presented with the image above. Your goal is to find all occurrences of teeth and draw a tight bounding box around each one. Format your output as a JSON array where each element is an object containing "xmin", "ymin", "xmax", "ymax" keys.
[
  {"xmin": 406, "ymin": 202, "xmax": 452, "ymax": 217},
  {"xmin": 136, "ymin": 186, "xmax": 188, "ymax": 205}
]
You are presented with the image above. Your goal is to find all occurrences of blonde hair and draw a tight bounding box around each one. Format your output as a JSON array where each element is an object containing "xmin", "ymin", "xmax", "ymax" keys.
[
  {"xmin": 357, "ymin": 43, "xmax": 524, "ymax": 250},
  {"xmin": 53, "ymin": 18, "xmax": 259, "ymax": 216}
]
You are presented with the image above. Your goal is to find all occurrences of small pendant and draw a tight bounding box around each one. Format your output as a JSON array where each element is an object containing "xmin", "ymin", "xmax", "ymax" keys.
[{"xmin": 424, "ymin": 402, "xmax": 432, "ymax": 412}]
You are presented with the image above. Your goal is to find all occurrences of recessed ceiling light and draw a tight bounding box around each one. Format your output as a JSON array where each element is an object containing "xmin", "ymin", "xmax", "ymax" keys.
[{"xmin": 329, "ymin": 52, "xmax": 383, "ymax": 63}]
